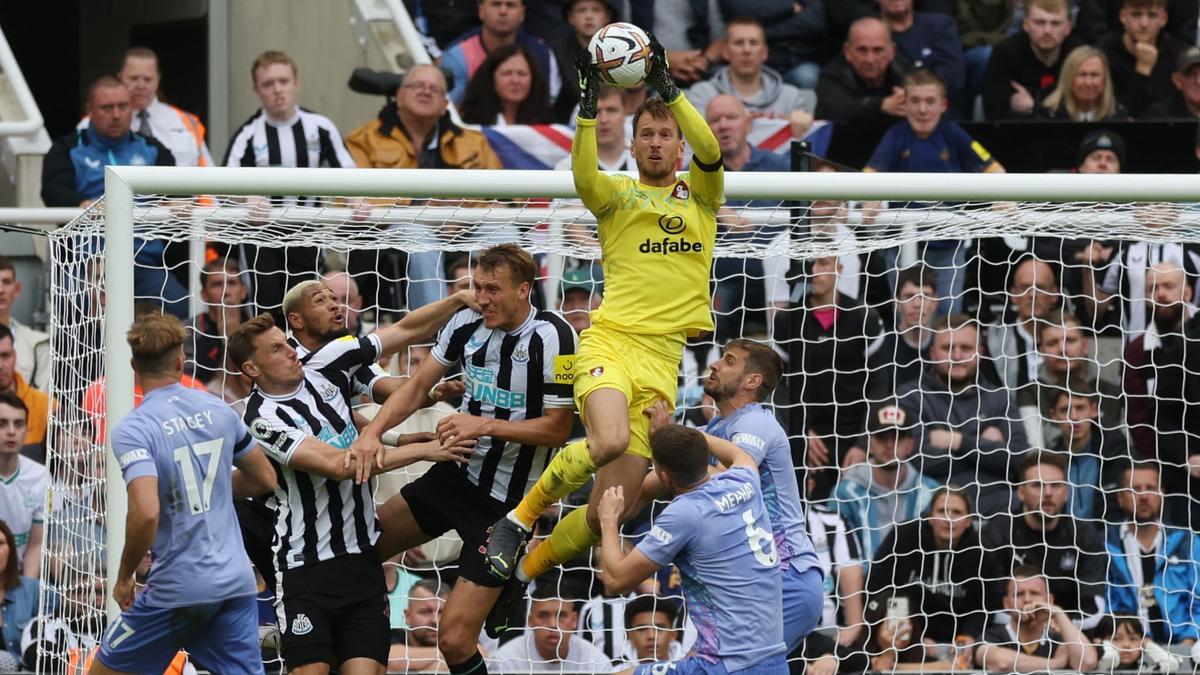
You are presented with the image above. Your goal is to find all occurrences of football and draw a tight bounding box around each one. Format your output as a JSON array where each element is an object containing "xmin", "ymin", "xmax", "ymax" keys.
[{"xmin": 587, "ymin": 22, "xmax": 653, "ymax": 89}]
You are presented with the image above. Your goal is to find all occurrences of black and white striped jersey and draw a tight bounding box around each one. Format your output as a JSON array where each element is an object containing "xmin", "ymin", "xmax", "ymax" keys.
[
  {"xmin": 1100, "ymin": 242, "xmax": 1200, "ymax": 340},
  {"xmin": 243, "ymin": 334, "xmax": 383, "ymax": 571},
  {"xmin": 805, "ymin": 504, "xmax": 862, "ymax": 630},
  {"xmin": 289, "ymin": 335, "xmax": 387, "ymax": 400},
  {"xmin": 432, "ymin": 305, "xmax": 577, "ymax": 505},
  {"xmin": 223, "ymin": 107, "xmax": 355, "ymax": 207}
]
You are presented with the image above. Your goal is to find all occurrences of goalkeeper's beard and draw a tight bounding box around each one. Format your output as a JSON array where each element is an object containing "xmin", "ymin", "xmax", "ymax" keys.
[{"xmin": 636, "ymin": 156, "xmax": 674, "ymax": 183}]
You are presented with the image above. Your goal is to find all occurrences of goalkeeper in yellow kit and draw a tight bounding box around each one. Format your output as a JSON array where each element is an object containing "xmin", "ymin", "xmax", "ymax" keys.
[{"xmin": 485, "ymin": 35, "xmax": 723, "ymax": 585}]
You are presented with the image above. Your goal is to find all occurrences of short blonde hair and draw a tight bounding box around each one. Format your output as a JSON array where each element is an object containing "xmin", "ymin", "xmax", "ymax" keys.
[{"xmin": 126, "ymin": 312, "xmax": 186, "ymax": 376}]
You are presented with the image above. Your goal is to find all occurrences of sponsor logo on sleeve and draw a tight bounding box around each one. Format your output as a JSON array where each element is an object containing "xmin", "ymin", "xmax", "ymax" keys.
[
  {"xmin": 648, "ymin": 525, "xmax": 673, "ymax": 545},
  {"xmin": 117, "ymin": 448, "xmax": 151, "ymax": 468},
  {"xmin": 731, "ymin": 432, "xmax": 766, "ymax": 452},
  {"xmin": 553, "ymin": 355, "xmax": 575, "ymax": 383}
]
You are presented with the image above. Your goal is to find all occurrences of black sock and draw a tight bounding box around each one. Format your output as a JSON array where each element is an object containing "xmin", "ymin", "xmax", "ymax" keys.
[{"xmin": 449, "ymin": 651, "xmax": 487, "ymax": 675}]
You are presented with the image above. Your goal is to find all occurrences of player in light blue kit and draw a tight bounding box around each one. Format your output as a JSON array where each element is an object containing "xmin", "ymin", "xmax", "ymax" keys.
[
  {"xmin": 91, "ymin": 313, "xmax": 278, "ymax": 675},
  {"xmin": 598, "ymin": 424, "xmax": 787, "ymax": 675},
  {"xmin": 700, "ymin": 339, "xmax": 823, "ymax": 649}
]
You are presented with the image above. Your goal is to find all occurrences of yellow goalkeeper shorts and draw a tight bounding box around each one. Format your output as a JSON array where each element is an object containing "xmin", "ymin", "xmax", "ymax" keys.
[{"xmin": 572, "ymin": 323, "xmax": 684, "ymax": 459}]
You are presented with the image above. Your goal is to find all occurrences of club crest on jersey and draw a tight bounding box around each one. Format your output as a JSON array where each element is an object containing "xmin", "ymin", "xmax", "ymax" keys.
[
  {"xmin": 512, "ymin": 345, "xmax": 530, "ymax": 363},
  {"xmin": 319, "ymin": 382, "xmax": 339, "ymax": 401},
  {"xmin": 590, "ymin": 366, "xmax": 604, "ymax": 378},
  {"xmin": 672, "ymin": 180, "xmax": 689, "ymax": 200},
  {"xmin": 291, "ymin": 613, "xmax": 313, "ymax": 636}
]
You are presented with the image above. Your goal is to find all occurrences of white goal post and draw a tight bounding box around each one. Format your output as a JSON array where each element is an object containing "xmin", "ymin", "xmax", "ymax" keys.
[{"xmin": 94, "ymin": 164, "xmax": 1200, "ymax": 624}]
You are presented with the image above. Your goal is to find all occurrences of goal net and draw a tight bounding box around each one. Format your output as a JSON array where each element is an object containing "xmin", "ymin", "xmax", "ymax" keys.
[{"xmin": 37, "ymin": 168, "xmax": 1200, "ymax": 673}]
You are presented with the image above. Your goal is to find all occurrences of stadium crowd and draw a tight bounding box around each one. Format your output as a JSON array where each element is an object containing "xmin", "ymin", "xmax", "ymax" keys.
[{"xmin": 5, "ymin": 0, "xmax": 1200, "ymax": 672}]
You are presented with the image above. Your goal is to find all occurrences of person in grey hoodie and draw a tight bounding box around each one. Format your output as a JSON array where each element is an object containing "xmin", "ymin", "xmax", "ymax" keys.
[
  {"xmin": 686, "ymin": 17, "xmax": 813, "ymax": 124},
  {"xmin": 835, "ymin": 401, "xmax": 940, "ymax": 561},
  {"xmin": 896, "ymin": 313, "xmax": 1030, "ymax": 516}
]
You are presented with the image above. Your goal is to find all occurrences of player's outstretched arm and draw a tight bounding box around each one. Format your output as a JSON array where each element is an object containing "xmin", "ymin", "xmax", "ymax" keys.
[
  {"xmin": 597, "ymin": 485, "xmax": 663, "ymax": 595},
  {"xmin": 375, "ymin": 289, "xmax": 476, "ymax": 357},
  {"xmin": 352, "ymin": 355, "xmax": 452, "ymax": 474},
  {"xmin": 232, "ymin": 446, "xmax": 278, "ymax": 498},
  {"xmin": 572, "ymin": 51, "xmax": 616, "ymax": 213},
  {"xmin": 703, "ymin": 432, "xmax": 756, "ymax": 472},
  {"xmin": 647, "ymin": 33, "xmax": 722, "ymax": 202},
  {"xmin": 115, "ymin": 477, "xmax": 159, "ymax": 610}
]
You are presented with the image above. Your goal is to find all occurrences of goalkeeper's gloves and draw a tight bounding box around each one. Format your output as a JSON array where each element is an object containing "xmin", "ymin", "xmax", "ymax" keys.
[
  {"xmin": 575, "ymin": 51, "xmax": 600, "ymax": 120},
  {"xmin": 646, "ymin": 32, "xmax": 680, "ymax": 102}
]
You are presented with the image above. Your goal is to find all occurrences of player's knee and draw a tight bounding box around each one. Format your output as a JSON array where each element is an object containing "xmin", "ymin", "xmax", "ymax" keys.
[
  {"xmin": 587, "ymin": 426, "xmax": 630, "ymax": 465},
  {"xmin": 438, "ymin": 622, "xmax": 478, "ymax": 663}
]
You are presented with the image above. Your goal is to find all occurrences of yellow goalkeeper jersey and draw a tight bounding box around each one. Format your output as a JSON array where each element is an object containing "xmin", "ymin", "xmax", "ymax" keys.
[{"xmin": 572, "ymin": 94, "xmax": 723, "ymax": 337}]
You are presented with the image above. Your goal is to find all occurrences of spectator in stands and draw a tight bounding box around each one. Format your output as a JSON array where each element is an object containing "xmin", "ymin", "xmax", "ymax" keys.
[
  {"xmin": 980, "ymin": 451, "xmax": 1108, "ymax": 626},
  {"xmin": 804, "ymin": 501, "xmax": 866, "ymax": 649},
  {"xmin": 118, "ymin": 47, "xmax": 214, "ymax": 167},
  {"xmin": 558, "ymin": 268, "xmax": 602, "ymax": 336},
  {"xmin": 0, "ymin": 325, "xmax": 46, "ymax": 462},
  {"xmin": 387, "ymin": 579, "xmax": 451, "ymax": 673},
  {"xmin": 709, "ymin": 5, "xmax": 826, "ymax": 91},
  {"xmin": 344, "ymin": 65, "xmax": 502, "ymax": 309},
  {"xmin": 555, "ymin": 86, "xmax": 631, "ymax": 171},
  {"xmin": 1090, "ymin": 613, "xmax": 1185, "ymax": 672},
  {"xmin": 975, "ymin": 566, "xmax": 1098, "ymax": 672},
  {"xmin": 862, "ymin": 591, "xmax": 953, "ymax": 671},
  {"xmin": 1106, "ymin": 461, "xmax": 1200, "ymax": 646},
  {"xmin": 549, "ymin": 0, "xmax": 618, "ymax": 121},
  {"xmin": 775, "ymin": 255, "xmax": 885, "ymax": 498},
  {"xmin": 443, "ymin": 0, "xmax": 561, "ymax": 106},
  {"xmin": 0, "ymin": 394, "xmax": 42, "ymax": 579},
  {"xmin": 0, "ymin": 258, "xmax": 48, "ymax": 392},
  {"xmin": 652, "ymin": 0, "xmax": 725, "ymax": 86},
  {"xmin": 0, "ymin": 518, "xmax": 40, "ymax": 665},
  {"xmin": 490, "ymin": 587, "xmax": 613, "ymax": 672},
  {"xmin": 815, "ymin": 18, "xmax": 912, "ymax": 124},
  {"xmin": 897, "ymin": 313, "xmax": 1029, "ymax": 514},
  {"xmin": 224, "ymin": 50, "xmax": 357, "ymax": 316},
  {"xmin": 461, "ymin": 43, "xmax": 556, "ymax": 125},
  {"xmin": 706, "ymin": 94, "xmax": 788, "ymax": 338},
  {"xmin": 867, "ymin": 265, "xmax": 939, "ymax": 398},
  {"xmin": 1020, "ymin": 313, "xmax": 1124, "ymax": 449},
  {"xmin": 880, "ymin": 0, "xmax": 967, "ymax": 105},
  {"xmin": 687, "ymin": 18, "xmax": 813, "ymax": 130},
  {"xmin": 986, "ymin": 256, "xmax": 1060, "ymax": 393},
  {"xmin": 863, "ymin": 69, "xmax": 1002, "ymax": 315},
  {"xmin": 867, "ymin": 487, "xmax": 999, "ymax": 643},
  {"xmin": 1143, "ymin": 46, "xmax": 1200, "ymax": 118},
  {"xmin": 616, "ymin": 596, "xmax": 683, "ymax": 666},
  {"xmin": 1124, "ymin": 262, "xmax": 1200, "ymax": 513},
  {"xmin": 42, "ymin": 76, "xmax": 187, "ymax": 319},
  {"xmin": 836, "ymin": 401, "xmax": 939, "ymax": 560},
  {"xmin": 983, "ymin": 0, "xmax": 1081, "ymax": 119},
  {"xmin": 1101, "ymin": 0, "xmax": 1188, "ymax": 117},
  {"xmin": 956, "ymin": 0, "xmax": 1015, "ymax": 113},
  {"xmin": 1045, "ymin": 389, "xmax": 1131, "ymax": 522},
  {"xmin": 184, "ymin": 259, "xmax": 249, "ymax": 384},
  {"xmin": 1077, "ymin": 0, "xmax": 1197, "ymax": 48},
  {"xmin": 446, "ymin": 256, "xmax": 473, "ymax": 296},
  {"xmin": 1036, "ymin": 46, "xmax": 1129, "ymax": 120}
]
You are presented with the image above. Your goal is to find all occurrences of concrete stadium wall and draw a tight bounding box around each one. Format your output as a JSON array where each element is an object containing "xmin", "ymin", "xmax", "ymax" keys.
[{"xmin": 224, "ymin": 0, "xmax": 394, "ymax": 162}]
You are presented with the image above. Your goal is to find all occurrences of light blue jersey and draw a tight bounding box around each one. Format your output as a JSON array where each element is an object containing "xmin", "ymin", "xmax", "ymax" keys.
[
  {"xmin": 636, "ymin": 466, "xmax": 785, "ymax": 671},
  {"xmin": 112, "ymin": 383, "xmax": 259, "ymax": 608},
  {"xmin": 706, "ymin": 403, "xmax": 820, "ymax": 575}
]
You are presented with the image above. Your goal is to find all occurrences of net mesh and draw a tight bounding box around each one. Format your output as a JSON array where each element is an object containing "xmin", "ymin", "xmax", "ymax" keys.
[{"xmin": 40, "ymin": 193, "xmax": 1200, "ymax": 673}]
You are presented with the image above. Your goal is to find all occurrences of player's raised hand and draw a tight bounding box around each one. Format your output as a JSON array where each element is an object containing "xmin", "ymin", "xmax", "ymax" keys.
[
  {"xmin": 347, "ymin": 433, "xmax": 385, "ymax": 484},
  {"xmin": 574, "ymin": 51, "xmax": 600, "ymax": 119},
  {"xmin": 425, "ymin": 436, "xmax": 476, "ymax": 464},
  {"xmin": 453, "ymin": 287, "xmax": 480, "ymax": 311},
  {"xmin": 598, "ymin": 485, "xmax": 625, "ymax": 528},
  {"xmin": 431, "ymin": 379, "xmax": 466, "ymax": 403},
  {"xmin": 646, "ymin": 32, "xmax": 681, "ymax": 102},
  {"xmin": 644, "ymin": 399, "xmax": 671, "ymax": 434}
]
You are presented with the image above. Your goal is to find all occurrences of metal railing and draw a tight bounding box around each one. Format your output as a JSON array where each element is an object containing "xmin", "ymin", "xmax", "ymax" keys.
[{"xmin": 0, "ymin": 26, "xmax": 44, "ymax": 138}]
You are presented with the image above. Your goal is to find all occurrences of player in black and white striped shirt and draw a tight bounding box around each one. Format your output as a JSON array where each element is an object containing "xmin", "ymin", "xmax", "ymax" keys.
[
  {"xmin": 223, "ymin": 50, "xmax": 357, "ymax": 313},
  {"xmin": 353, "ymin": 244, "xmax": 577, "ymax": 675},
  {"xmin": 228, "ymin": 305, "xmax": 473, "ymax": 674}
]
